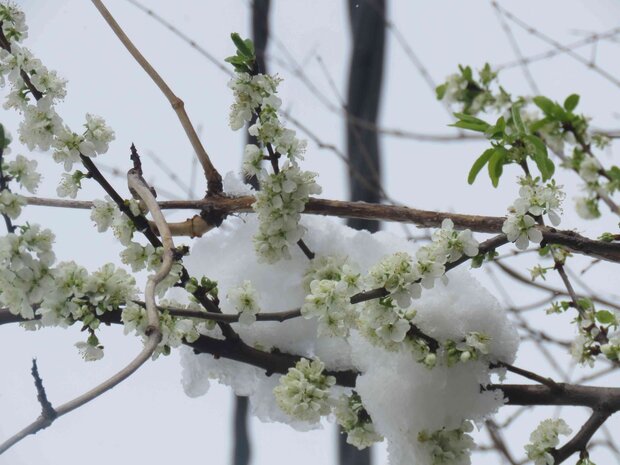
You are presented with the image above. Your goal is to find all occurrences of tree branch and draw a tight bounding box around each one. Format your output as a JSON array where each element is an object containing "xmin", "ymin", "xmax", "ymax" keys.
[
  {"xmin": 552, "ymin": 409, "xmax": 612, "ymax": 464},
  {"xmin": 90, "ymin": 0, "xmax": 223, "ymax": 195},
  {"xmin": 24, "ymin": 195, "xmax": 620, "ymax": 263}
]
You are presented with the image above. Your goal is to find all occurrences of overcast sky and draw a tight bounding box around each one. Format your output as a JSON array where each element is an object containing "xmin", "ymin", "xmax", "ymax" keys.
[{"xmin": 1, "ymin": 1, "xmax": 620, "ymax": 464}]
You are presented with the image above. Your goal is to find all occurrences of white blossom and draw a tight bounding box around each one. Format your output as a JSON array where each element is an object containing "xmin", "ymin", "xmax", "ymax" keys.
[
  {"xmin": 302, "ymin": 279, "xmax": 353, "ymax": 337},
  {"xmin": 52, "ymin": 127, "xmax": 86, "ymax": 171},
  {"xmin": 0, "ymin": 3, "xmax": 28, "ymax": 42},
  {"xmin": 334, "ymin": 393, "xmax": 382, "ymax": 450},
  {"xmin": 367, "ymin": 252, "xmax": 420, "ymax": 308},
  {"xmin": 273, "ymin": 357, "xmax": 335, "ymax": 423},
  {"xmin": 30, "ymin": 67, "xmax": 66, "ymax": 102},
  {"xmin": 0, "ymin": 188, "xmax": 26, "ymax": 218},
  {"xmin": 253, "ymin": 161, "xmax": 321, "ymax": 263},
  {"xmin": 6, "ymin": 154, "xmax": 40, "ymax": 192},
  {"xmin": 111, "ymin": 213, "xmax": 136, "ymax": 246},
  {"xmin": 228, "ymin": 72, "xmax": 281, "ymax": 130},
  {"xmin": 524, "ymin": 419, "xmax": 572, "ymax": 465},
  {"xmin": 574, "ymin": 196, "xmax": 600, "ymax": 220},
  {"xmin": 432, "ymin": 219, "xmax": 479, "ymax": 262},
  {"xmin": 513, "ymin": 178, "xmax": 565, "ymax": 226},
  {"xmin": 90, "ymin": 196, "xmax": 118, "ymax": 232},
  {"xmin": 75, "ymin": 340, "xmax": 104, "ymax": 361},
  {"xmin": 578, "ymin": 156, "xmax": 601, "ymax": 183},
  {"xmin": 227, "ymin": 280, "xmax": 261, "ymax": 326},
  {"xmin": 82, "ymin": 113, "xmax": 114, "ymax": 156},
  {"xmin": 417, "ymin": 421, "xmax": 475, "ymax": 465},
  {"xmin": 241, "ymin": 143, "xmax": 263, "ymax": 177},
  {"xmin": 502, "ymin": 214, "xmax": 542, "ymax": 250},
  {"xmin": 414, "ymin": 245, "xmax": 447, "ymax": 290},
  {"xmin": 18, "ymin": 98, "xmax": 62, "ymax": 151},
  {"xmin": 120, "ymin": 241, "xmax": 155, "ymax": 272},
  {"xmin": 56, "ymin": 172, "xmax": 82, "ymax": 199}
]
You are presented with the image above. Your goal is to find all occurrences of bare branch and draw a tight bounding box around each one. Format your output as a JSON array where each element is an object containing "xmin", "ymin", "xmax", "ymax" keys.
[
  {"xmin": 552, "ymin": 410, "xmax": 612, "ymax": 464},
  {"xmin": 90, "ymin": 0, "xmax": 223, "ymax": 195}
]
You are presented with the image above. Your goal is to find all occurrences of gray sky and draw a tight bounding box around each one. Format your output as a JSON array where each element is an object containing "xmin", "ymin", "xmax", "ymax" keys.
[{"xmin": 1, "ymin": 1, "xmax": 620, "ymax": 464}]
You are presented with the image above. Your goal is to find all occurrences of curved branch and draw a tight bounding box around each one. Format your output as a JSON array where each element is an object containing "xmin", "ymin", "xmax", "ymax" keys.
[
  {"xmin": 552, "ymin": 410, "xmax": 612, "ymax": 464},
  {"xmin": 0, "ymin": 171, "xmax": 177, "ymax": 455}
]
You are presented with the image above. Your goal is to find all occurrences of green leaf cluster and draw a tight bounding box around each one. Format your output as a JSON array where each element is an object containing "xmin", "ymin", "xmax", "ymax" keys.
[
  {"xmin": 225, "ymin": 33, "xmax": 256, "ymax": 73},
  {"xmin": 455, "ymin": 105, "xmax": 555, "ymax": 187}
]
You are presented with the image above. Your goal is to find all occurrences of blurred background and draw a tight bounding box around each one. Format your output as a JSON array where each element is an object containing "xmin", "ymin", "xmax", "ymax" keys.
[{"xmin": 1, "ymin": 1, "xmax": 620, "ymax": 464}]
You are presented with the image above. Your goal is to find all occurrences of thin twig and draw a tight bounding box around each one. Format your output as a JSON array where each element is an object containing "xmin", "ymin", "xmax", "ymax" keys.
[
  {"xmin": 90, "ymin": 0, "xmax": 223, "ymax": 195},
  {"xmin": 0, "ymin": 172, "xmax": 174, "ymax": 455},
  {"xmin": 495, "ymin": 361, "xmax": 561, "ymax": 391}
]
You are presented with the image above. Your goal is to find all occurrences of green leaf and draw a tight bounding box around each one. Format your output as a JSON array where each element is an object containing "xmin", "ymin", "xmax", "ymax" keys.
[
  {"xmin": 451, "ymin": 113, "xmax": 490, "ymax": 132},
  {"xmin": 487, "ymin": 147, "xmax": 506, "ymax": 187},
  {"xmin": 595, "ymin": 310, "xmax": 616, "ymax": 325},
  {"xmin": 524, "ymin": 134, "xmax": 554, "ymax": 180},
  {"xmin": 435, "ymin": 83, "xmax": 447, "ymax": 100},
  {"xmin": 532, "ymin": 96, "xmax": 556, "ymax": 116},
  {"xmin": 450, "ymin": 120, "xmax": 489, "ymax": 132},
  {"xmin": 467, "ymin": 148, "xmax": 495, "ymax": 184},
  {"xmin": 230, "ymin": 33, "xmax": 254, "ymax": 58},
  {"xmin": 244, "ymin": 39, "xmax": 255, "ymax": 56},
  {"xmin": 529, "ymin": 117, "xmax": 551, "ymax": 133},
  {"xmin": 453, "ymin": 113, "xmax": 487, "ymax": 125},
  {"xmin": 224, "ymin": 55, "xmax": 247, "ymax": 65},
  {"xmin": 606, "ymin": 166, "xmax": 620, "ymax": 182},
  {"xmin": 459, "ymin": 65, "xmax": 473, "ymax": 81},
  {"xmin": 533, "ymin": 96, "xmax": 568, "ymax": 121},
  {"xmin": 544, "ymin": 158, "xmax": 555, "ymax": 179},
  {"xmin": 563, "ymin": 94, "xmax": 580, "ymax": 112},
  {"xmin": 511, "ymin": 105, "xmax": 526, "ymax": 134},
  {"xmin": 485, "ymin": 116, "xmax": 506, "ymax": 139},
  {"xmin": 0, "ymin": 123, "xmax": 4, "ymax": 150}
]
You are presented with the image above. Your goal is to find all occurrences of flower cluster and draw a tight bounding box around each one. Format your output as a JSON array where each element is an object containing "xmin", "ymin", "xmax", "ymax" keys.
[
  {"xmin": 227, "ymin": 47, "xmax": 319, "ymax": 263},
  {"xmin": 565, "ymin": 298, "xmax": 619, "ymax": 367},
  {"xmin": 0, "ymin": 223, "xmax": 55, "ymax": 319},
  {"xmin": 435, "ymin": 63, "xmax": 509, "ymax": 115},
  {"xmin": 432, "ymin": 219, "xmax": 479, "ymax": 263},
  {"xmin": 417, "ymin": 421, "xmax": 475, "ymax": 465},
  {"xmin": 228, "ymin": 72, "xmax": 281, "ymax": 131},
  {"xmin": 0, "ymin": 5, "xmax": 114, "ymax": 194},
  {"xmin": 227, "ymin": 280, "xmax": 261, "ymax": 326},
  {"xmin": 359, "ymin": 296, "xmax": 415, "ymax": 350},
  {"xmin": 572, "ymin": 155, "xmax": 606, "ymax": 220},
  {"xmin": 90, "ymin": 197, "xmax": 141, "ymax": 246},
  {"xmin": 359, "ymin": 221, "xmax": 479, "ymax": 359},
  {"xmin": 0, "ymin": 3, "xmax": 27, "ymax": 42},
  {"xmin": 334, "ymin": 392, "xmax": 382, "ymax": 450},
  {"xmin": 366, "ymin": 252, "xmax": 421, "ymax": 308},
  {"xmin": 513, "ymin": 177, "xmax": 564, "ymax": 226},
  {"xmin": 252, "ymin": 162, "xmax": 321, "ymax": 263},
  {"xmin": 502, "ymin": 177, "xmax": 564, "ymax": 250},
  {"xmin": 301, "ymin": 256, "xmax": 360, "ymax": 337},
  {"xmin": 524, "ymin": 419, "xmax": 572, "ymax": 465},
  {"xmin": 600, "ymin": 335, "xmax": 620, "ymax": 361},
  {"xmin": 273, "ymin": 357, "xmax": 335, "ymax": 423},
  {"xmin": 444, "ymin": 331, "xmax": 491, "ymax": 365},
  {"xmin": 5, "ymin": 153, "xmax": 40, "ymax": 192},
  {"xmin": 122, "ymin": 300, "xmax": 203, "ymax": 359},
  {"xmin": 0, "ymin": 187, "xmax": 25, "ymax": 218}
]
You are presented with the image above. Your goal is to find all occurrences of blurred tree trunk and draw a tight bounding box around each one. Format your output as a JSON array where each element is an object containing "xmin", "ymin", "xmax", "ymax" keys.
[
  {"xmin": 339, "ymin": 0, "xmax": 386, "ymax": 464},
  {"xmin": 234, "ymin": 4, "xmax": 270, "ymax": 465}
]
